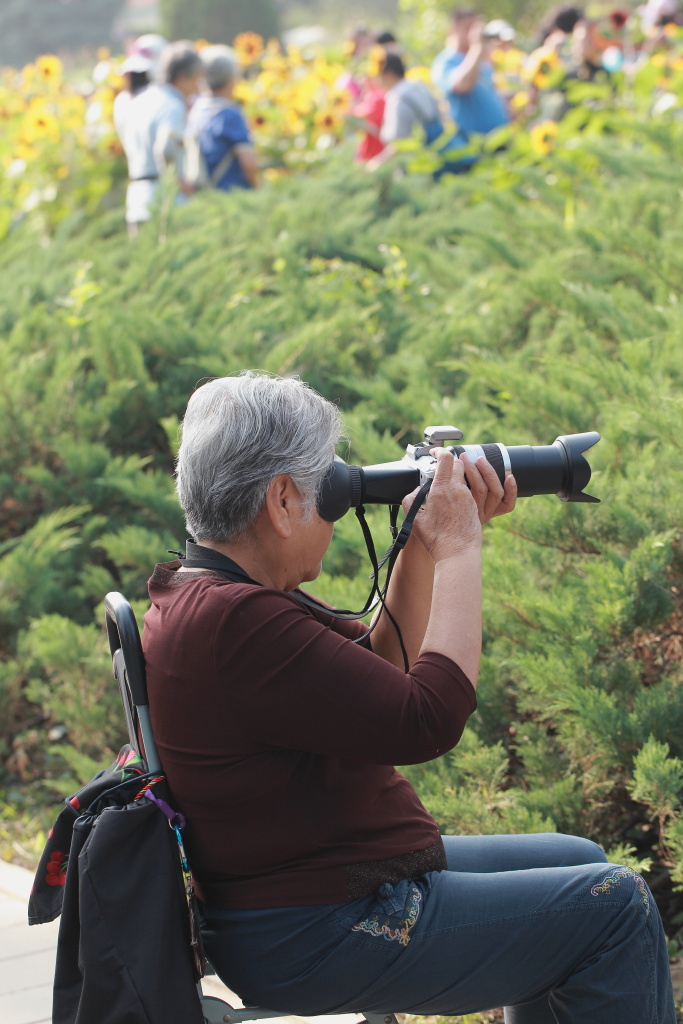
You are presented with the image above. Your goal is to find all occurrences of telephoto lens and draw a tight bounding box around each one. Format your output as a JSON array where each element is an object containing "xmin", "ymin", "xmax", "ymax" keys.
[
  {"xmin": 447, "ymin": 432, "xmax": 600, "ymax": 502},
  {"xmin": 317, "ymin": 429, "xmax": 600, "ymax": 522}
]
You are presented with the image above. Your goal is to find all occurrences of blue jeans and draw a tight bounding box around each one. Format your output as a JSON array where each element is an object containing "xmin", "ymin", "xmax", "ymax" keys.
[{"xmin": 202, "ymin": 833, "xmax": 676, "ymax": 1023}]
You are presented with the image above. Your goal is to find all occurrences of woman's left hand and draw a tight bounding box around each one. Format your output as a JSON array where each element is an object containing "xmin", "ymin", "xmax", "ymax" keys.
[{"xmin": 460, "ymin": 453, "xmax": 517, "ymax": 524}]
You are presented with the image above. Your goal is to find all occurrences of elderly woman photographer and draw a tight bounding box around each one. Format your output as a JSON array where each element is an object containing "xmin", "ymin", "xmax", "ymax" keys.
[{"xmin": 143, "ymin": 373, "xmax": 675, "ymax": 1024}]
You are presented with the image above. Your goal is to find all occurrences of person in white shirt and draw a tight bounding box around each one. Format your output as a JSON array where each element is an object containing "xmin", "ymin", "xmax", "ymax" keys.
[
  {"xmin": 113, "ymin": 34, "xmax": 168, "ymax": 145},
  {"xmin": 122, "ymin": 41, "xmax": 202, "ymax": 235}
]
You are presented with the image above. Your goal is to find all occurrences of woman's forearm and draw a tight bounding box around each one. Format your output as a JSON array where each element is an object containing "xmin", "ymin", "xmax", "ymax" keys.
[
  {"xmin": 369, "ymin": 533, "xmax": 434, "ymax": 669},
  {"xmin": 370, "ymin": 541, "xmax": 481, "ymax": 685},
  {"xmin": 420, "ymin": 549, "xmax": 482, "ymax": 687}
]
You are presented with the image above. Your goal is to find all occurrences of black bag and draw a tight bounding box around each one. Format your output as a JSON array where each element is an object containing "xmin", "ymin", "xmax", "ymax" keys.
[{"xmin": 29, "ymin": 745, "xmax": 205, "ymax": 1024}]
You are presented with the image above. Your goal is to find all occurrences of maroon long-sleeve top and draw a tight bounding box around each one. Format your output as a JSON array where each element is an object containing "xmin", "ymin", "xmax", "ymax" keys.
[{"xmin": 143, "ymin": 562, "xmax": 477, "ymax": 909}]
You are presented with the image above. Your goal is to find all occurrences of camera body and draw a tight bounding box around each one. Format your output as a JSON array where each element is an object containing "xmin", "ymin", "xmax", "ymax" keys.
[{"xmin": 317, "ymin": 426, "xmax": 600, "ymax": 523}]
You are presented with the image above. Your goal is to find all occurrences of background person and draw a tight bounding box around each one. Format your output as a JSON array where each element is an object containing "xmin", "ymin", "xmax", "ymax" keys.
[
  {"xmin": 113, "ymin": 34, "xmax": 167, "ymax": 143},
  {"xmin": 337, "ymin": 24, "xmax": 375, "ymax": 101},
  {"xmin": 121, "ymin": 40, "xmax": 202, "ymax": 235},
  {"xmin": 369, "ymin": 53, "xmax": 443, "ymax": 168},
  {"xmin": 185, "ymin": 45, "xmax": 258, "ymax": 193},
  {"xmin": 431, "ymin": 8, "xmax": 510, "ymax": 163},
  {"xmin": 142, "ymin": 371, "xmax": 676, "ymax": 1024}
]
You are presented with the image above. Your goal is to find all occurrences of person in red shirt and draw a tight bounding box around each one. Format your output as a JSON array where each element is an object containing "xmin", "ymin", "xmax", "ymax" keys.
[
  {"xmin": 143, "ymin": 372, "xmax": 675, "ymax": 1024},
  {"xmin": 351, "ymin": 82, "xmax": 386, "ymax": 163}
]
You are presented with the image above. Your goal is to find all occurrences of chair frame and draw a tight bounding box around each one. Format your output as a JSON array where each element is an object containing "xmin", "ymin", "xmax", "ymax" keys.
[{"xmin": 104, "ymin": 591, "xmax": 398, "ymax": 1024}]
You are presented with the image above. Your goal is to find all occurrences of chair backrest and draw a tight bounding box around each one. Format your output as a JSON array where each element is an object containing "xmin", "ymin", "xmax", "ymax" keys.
[{"xmin": 104, "ymin": 591, "xmax": 162, "ymax": 775}]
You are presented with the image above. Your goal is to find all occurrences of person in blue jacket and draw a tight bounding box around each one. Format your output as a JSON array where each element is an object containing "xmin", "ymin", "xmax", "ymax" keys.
[
  {"xmin": 432, "ymin": 9, "xmax": 510, "ymax": 170},
  {"xmin": 186, "ymin": 45, "xmax": 258, "ymax": 192}
]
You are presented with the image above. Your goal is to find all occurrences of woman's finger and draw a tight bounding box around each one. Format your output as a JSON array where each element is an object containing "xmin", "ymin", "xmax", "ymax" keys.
[
  {"xmin": 459, "ymin": 454, "xmax": 488, "ymax": 518},
  {"xmin": 487, "ymin": 472, "xmax": 518, "ymax": 519},
  {"xmin": 474, "ymin": 456, "xmax": 505, "ymax": 520},
  {"xmin": 497, "ymin": 473, "xmax": 518, "ymax": 514}
]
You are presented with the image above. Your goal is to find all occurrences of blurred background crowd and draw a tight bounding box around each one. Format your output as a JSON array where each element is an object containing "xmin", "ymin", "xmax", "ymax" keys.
[{"xmin": 4, "ymin": 0, "xmax": 683, "ymax": 232}]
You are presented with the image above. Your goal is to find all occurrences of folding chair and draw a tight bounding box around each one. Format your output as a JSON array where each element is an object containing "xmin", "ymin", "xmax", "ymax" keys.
[{"xmin": 104, "ymin": 590, "xmax": 399, "ymax": 1024}]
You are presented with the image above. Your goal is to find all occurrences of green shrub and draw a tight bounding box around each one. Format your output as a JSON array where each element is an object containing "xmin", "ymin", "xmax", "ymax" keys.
[{"xmin": 0, "ymin": 152, "xmax": 682, "ymax": 913}]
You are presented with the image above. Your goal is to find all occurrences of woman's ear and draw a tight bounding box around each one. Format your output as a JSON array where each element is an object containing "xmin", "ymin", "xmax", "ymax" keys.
[{"xmin": 263, "ymin": 474, "xmax": 297, "ymax": 539}]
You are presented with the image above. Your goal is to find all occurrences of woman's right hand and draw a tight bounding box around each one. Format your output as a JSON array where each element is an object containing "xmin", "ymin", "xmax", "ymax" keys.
[{"xmin": 408, "ymin": 449, "xmax": 483, "ymax": 563}]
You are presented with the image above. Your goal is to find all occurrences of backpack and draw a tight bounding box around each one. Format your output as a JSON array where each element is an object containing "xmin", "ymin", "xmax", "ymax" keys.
[
  {"xmin": 183, "ymin": 133, "xmax": 235, "ymax": 190},
  {"xmin": 401, "ymin": 85, "xmax": 444, "ymax": 146},
  {"xmin": 29, "ymin": 745, "xmax": 205, "ymax": 1024},
  {"xmin": 184, "ymin": 101, "xmax": 236, "ymax": 190}
]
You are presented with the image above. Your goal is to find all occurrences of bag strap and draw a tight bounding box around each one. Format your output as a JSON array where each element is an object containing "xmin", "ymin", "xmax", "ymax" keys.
[
  {"xmin": 196, "ymin": 99, "xmax": 237, "ymax": 187},
  {"xmin": 209, "ymin": 145, "xmax": 236, "ymax": 186}
]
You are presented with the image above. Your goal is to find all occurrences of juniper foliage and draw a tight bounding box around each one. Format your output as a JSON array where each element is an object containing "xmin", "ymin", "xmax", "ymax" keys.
[{"xmin": 1, "ymin": 153, "xmax": 682, "ymax": 907}]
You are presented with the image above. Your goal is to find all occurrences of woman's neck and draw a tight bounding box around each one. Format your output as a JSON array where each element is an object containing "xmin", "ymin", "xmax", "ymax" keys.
[{"xmin": 190, "ymin": 536, "xmax": 285, "ymax": 591}]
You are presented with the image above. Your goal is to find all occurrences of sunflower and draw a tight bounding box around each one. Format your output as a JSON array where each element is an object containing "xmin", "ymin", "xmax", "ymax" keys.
[
  {"xmin": 330, "ymin": 89, "xmax": 350, "ymax": 110},
  {"xmin": 314, "ymin": 108, "xmax": 343, "ymax": 133},
  {"xmin": 15, "ymin": 139, "xmax": 38, "ymax": 162},
  {"xmin": 293, "ymin": 93, "xmax": 315, "ymax": 116},
  {"xmin": 22, "ymin": 101, "xmax": 60, "ymax": 143},
  {"xmin": 284, "ymin": 110, "xmax": 306, "ymax": 135},
  {"xmin": 287, "ymin": 46, "xmax": 304, "ymax": 67},
  {"xmin": 233, "ymin": 80, "xmax": 257, "ymax": 105},
  {"xmin": 261, "ymin": 54, "xmax": 290, "ymax": 81},
  {"xmin": 35, "ymin": 55, "xmax": 63, "ymax": 87},
  {"xmin": 60, "ymin": 94, "xmax": 86, "ymax": 132},
  {"xmin": 405, "ymin": 66, "xmax": 432, "ymax": 85},
  {"xmin": 525, "ymin": 47, "xmax": 561, "ymax": 89},
  {"xmin": 529, "ymin": 119, "xmax": 558, "ymax": 155},
  {"xmin": 510, "ymin": 90, "xmax": 531, "ymax": 112},
  {"xmin": 500, "ymin": 47, "xmax": 526, "ymax": 73},
  {"xmin": 312, "ymin": 57, "xmax": 342, "ymax": 85},
  {"xmin": 234, "ymin": 32, "xmax": 265, "ymax": 65}
]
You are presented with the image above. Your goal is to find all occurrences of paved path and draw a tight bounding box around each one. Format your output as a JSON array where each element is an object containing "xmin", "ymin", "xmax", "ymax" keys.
[
  {"xmin": 0, "ymin": 859, "xmax": 59, "ymax": 1024},
  {"xmin": 0, "ymin": 858, "xmax": 364, "ymax": 1024}
]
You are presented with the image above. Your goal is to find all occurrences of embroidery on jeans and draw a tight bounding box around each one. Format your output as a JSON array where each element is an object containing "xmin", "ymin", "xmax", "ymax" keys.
[
  {"xmin": 590, "ymin": 866, "xmax": 650, "ymax": 911},
  {"xmin": 351, "ymin": 886, "xmax": 422, "ymax": 947}
]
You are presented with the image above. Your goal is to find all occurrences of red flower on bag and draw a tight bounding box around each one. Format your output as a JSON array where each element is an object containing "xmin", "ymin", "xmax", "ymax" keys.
[{"xmin": 45, "ymin": 849, "xmax": 68, "ymax": 886}]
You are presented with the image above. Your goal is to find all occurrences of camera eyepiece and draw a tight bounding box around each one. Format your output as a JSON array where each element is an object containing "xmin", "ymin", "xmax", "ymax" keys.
[{"xmin": 317, "ymin": 429, "xmax": 600, "ymax": 523}]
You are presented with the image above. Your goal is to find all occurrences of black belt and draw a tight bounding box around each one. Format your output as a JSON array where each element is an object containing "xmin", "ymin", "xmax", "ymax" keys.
[{"xmin": 129, "ymin": 175, "xmax": 159, "ymax": 182}]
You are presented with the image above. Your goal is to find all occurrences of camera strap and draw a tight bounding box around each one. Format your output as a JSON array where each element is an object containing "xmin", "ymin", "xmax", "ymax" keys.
[{"xmin": 176, "ymin": 541, "xmax": 262, "ymax": 585}]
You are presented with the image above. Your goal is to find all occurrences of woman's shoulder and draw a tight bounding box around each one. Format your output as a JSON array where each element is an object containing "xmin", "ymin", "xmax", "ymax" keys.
[
  {"xmin": 148, "ymin": 563, "xmax": 357, "ymax": 638},
  {"xmin": 149, "ymin": 563, "xmax": 309, "ymax": 610}
]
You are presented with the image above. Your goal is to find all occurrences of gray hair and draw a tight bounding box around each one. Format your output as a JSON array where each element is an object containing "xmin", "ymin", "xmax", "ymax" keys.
[
  {"xmin": 159, "ymin": 41, "xmax": 202, "ymax": 85},
  {"xmin": 201, "ymin": 44, "xmax": 241, "ymax": 92},
  {"xmin": 176, "ymin": 372, "xmax": 343, "ymax": 543}
]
